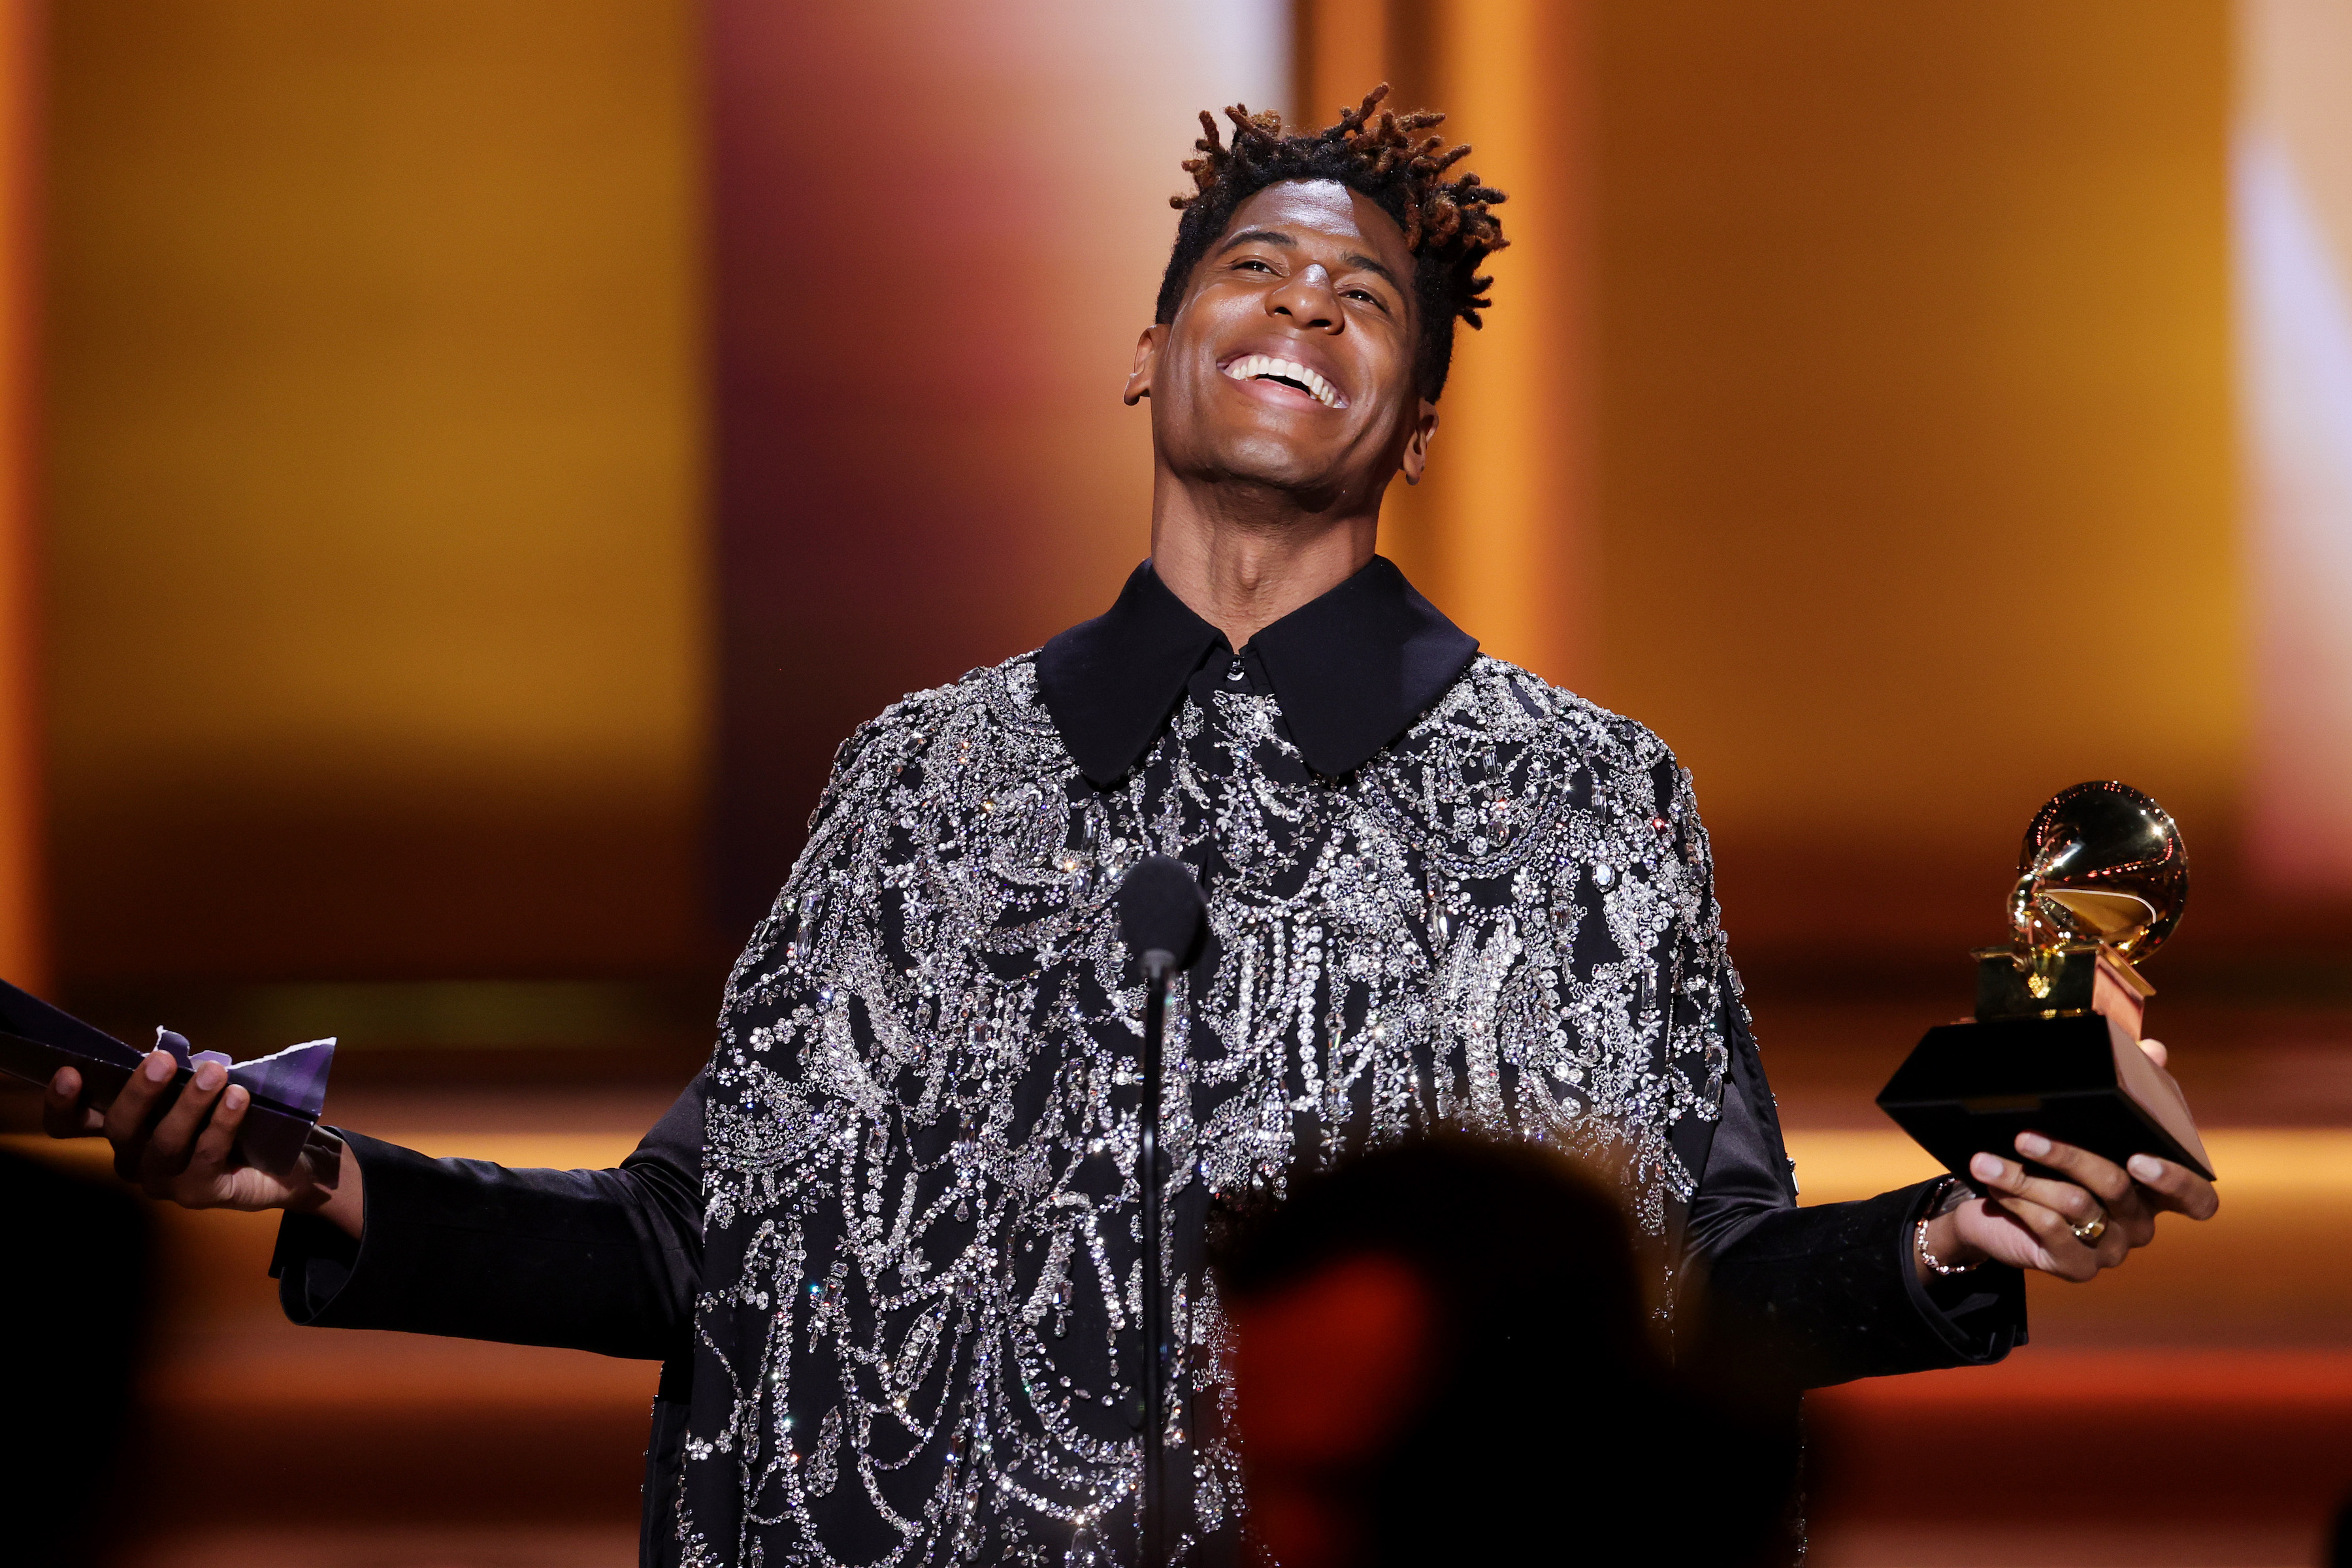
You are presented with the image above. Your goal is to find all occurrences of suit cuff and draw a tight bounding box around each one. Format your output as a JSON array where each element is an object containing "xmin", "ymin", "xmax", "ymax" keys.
[
  {"xmin": 1901, "ymin": 1179, "xmax": 2029, "ymax": 1365},
  {"xmin": 268, "ymin": 1126, "xmax": 380, "ymax": 1325}
]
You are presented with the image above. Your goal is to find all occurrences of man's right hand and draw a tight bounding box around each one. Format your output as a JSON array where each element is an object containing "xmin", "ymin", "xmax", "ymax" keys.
[{"xmin": 43, "ymin": 1050, "xmax": 363, "ymax": 1235}]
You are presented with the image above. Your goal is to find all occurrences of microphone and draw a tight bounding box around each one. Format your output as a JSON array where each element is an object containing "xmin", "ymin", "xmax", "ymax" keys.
[
  {"xmin": 1114, "ymin": 853, "xmax": 1206, "ymax": 1567},
  {"xmin": 1117, "ymin": 853, "xmax": 1208, "ymax": 981}
]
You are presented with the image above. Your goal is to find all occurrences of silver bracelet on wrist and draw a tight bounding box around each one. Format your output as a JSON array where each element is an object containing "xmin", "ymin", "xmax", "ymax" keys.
[{"xmin": 1916, "ymin": 1178, "xmax": 1980, "ymax": 1275}]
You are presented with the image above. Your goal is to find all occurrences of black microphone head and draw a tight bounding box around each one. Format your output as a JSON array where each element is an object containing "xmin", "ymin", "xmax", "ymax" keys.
[{"xmin": 1116, "ymin": 853, "xmax": 1208, "ymax": 970}]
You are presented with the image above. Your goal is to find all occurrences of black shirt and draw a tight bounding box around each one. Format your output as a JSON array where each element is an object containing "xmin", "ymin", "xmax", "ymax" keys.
[{"xmin": 276, "ymin": 556, "xmax": 2023, "ymax": 1568}]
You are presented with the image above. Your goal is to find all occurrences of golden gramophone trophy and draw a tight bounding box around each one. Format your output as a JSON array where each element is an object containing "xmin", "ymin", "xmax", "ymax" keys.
[{"xmin": 1876, "ymin": 781, "xmax": 2215, "ymax": 1183}]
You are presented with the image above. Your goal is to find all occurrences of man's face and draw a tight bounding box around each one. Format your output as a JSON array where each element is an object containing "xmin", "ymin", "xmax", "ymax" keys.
[{"xmin": 1130, "ymin": 179, "xmax": 1435, "ymax": 501}]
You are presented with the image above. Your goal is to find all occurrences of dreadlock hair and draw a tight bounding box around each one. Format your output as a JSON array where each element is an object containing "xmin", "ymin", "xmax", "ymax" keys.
[{"xmin": 1155, "ymin": 84, "xmax": 1507, "ymax": 402}]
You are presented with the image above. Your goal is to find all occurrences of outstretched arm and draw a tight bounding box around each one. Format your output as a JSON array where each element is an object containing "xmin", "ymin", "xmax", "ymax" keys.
[
  {"xmin": 1688, "ymin": 1061, "xmax": 2027, "ymax": 1388},
  {"xmin": 1687, "ymin": 1010, "xmax": 2218, "ymax": 1389},
  {"xmin": 45, "ymin": 1050, "xmax": 706, "ymax": 1360},
  {"xmin": 1683, "ymin": 1004, "xmax": 2027, "ymax": 1389},
  {"xmin": 272, "ymin": 1079, "xmax": 704, "ymax": 1359}
]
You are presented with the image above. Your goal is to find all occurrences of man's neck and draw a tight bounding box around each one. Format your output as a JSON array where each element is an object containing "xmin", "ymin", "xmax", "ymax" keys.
[{"xmin": 1147, "ymin": 471, "xmax": 1380, "ymax": 649}]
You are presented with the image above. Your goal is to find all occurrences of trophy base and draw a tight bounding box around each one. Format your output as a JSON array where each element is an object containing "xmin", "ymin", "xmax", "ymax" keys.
[{"xmin": 1876, "ymin": 1011, "xmax": 2213, "ymax": 1184}]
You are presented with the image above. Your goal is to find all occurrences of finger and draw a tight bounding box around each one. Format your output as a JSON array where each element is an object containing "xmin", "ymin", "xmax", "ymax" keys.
[
  {"xmin": 42, "ymin": 1066, "xmax": 103, "ymax": 1138},
  {"xmin": 1970, "ymin": 1151, "xmax": 2115, "ymax": 1237},
  {"xmin": 2137, "ymin": 1037, "xmax": 2168, "ymax": 1070},
  {"xmin": 2127, "ymin": 1153, "xmax": 2220, "ymax": 1221},
  {"xmin": 104, "ymin": 1051, "xmax": 179, "ymax": 1180},
  {"xmin": 140, "ymin": 1059, "xmax": 227, "ymax": 1191},
  {"xmin": 2014, "ymin": 1132, "xmax": 2136, "ymax": 1206},
  {"xmin": 188, "ymin": 1082, "xmax": 251, "ymax": 1181},
  {"xmin": 1984, "ymin": 1190, "xmax": 2100, "ymax": 1282},
  {"xmin": 2012, "ymin": 1132, "xmax": 2152, "ymax": 1245}
]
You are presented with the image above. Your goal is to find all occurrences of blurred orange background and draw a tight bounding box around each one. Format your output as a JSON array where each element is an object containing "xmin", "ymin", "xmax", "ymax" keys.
[{"xmin": 2, "ymin": 2, "xmax": 2348, "ymax": 1565}]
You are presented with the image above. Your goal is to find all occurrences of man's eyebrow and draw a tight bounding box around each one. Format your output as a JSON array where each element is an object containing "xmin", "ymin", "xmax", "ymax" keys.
[
  {"xmin": 1341, "ymin": 252, "xmax": 1404, "ymax": 292},
  {"xmin": 1216, "ymin": 228, "xmax": 1297, "ymax": 252}
]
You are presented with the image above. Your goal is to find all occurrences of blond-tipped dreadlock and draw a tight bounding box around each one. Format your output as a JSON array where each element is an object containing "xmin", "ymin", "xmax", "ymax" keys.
[{"xmin": 1153, "ymin": 84, "xmax": 1508, "ymax": 400}]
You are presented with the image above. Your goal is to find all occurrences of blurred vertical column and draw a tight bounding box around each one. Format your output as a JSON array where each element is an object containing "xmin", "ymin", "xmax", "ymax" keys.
[
  {"xmin": 0, "ymin": 0, "xmax": 39, "ymax": 990},
  {"xmin": 2238, "ymin": 0, "xmax": 2352, "ymax": 900},
  {"xmin": 1425, "ymin": 0, "xmax": 1590, "ymax": 687},
  {"xmin": 705, "ymin": 1, "xmax": 1290, "ymax": 927},
  {"xmin": 1293, "ymin": 0, "xmax": 1593, "ymax": 687}
]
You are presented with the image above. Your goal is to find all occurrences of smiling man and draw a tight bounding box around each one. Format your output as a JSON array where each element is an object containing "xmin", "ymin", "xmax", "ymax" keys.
[{"xmin": 51, "ymin": 90, "xmax": 2217, "ymax": 1568}]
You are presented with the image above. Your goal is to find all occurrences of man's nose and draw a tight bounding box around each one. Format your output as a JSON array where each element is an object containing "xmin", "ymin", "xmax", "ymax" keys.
[{"xmin": 1266, "ymin": 264, "xmax": 1342, "ymax": 331}]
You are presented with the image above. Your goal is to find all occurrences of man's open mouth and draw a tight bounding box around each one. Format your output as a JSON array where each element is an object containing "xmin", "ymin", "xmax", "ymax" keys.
[{"xmin": 1221, "ymin": 353, "xmax": 1347, "ymax": 410}]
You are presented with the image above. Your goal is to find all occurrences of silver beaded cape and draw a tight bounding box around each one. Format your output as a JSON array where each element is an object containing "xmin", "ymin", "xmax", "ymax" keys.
[{"xmin": 676, "ymin": 645, "xmax": 1742, "ymax": 1567}]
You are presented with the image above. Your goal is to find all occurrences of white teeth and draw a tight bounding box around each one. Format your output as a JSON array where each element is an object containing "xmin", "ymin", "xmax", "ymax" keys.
[{"xmin": 1223, "ymin": 353, "xmax": 1347, "ymax": 409}]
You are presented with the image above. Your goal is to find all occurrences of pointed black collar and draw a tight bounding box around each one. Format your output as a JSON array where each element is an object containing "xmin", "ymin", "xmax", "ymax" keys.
[{"xmin": 1035, "ymin": 556, "xmax": 1478, "ymax": 787}]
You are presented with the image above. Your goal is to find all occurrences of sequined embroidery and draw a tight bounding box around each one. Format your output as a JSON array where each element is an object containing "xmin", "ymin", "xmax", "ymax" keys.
[{"xmin": 681, "ymin": 651, "xmax": 1739, "ymax": 1565}]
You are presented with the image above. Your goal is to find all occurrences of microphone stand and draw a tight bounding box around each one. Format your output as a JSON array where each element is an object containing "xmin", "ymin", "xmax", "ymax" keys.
[
  {"xmin": 1137, "ymin": 945, "xmax": 1175, "ymax": 1568},
  {"xmin": 1115, "ymin": 852, "xmax": 1203, "ymax": 1568}
]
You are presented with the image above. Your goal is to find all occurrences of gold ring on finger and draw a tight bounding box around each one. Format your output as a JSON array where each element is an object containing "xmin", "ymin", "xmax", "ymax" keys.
[{"xmin": 2071, "ymin": 1209, "xmax": 2108, "ymax": 1245}]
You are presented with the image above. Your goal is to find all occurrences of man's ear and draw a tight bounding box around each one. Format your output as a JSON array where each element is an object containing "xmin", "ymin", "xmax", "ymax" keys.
[
  {"xmin": 1399, "ymin": 400, "xmax": 1440, "ymax": 485},
  {"xmin": 1124, "ymin": 324, "xmax": 1166, "ymax": 406}
]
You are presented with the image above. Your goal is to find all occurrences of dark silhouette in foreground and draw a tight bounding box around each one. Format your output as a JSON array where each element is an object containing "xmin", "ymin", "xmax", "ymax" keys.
[
  {"xmin": 1216, "ymin": 1137, "xmax": 1797, "ymax": 1568},
  {"xmin": 1, "ymin": 1145, "xmax": 155, "ymax": 1567}
]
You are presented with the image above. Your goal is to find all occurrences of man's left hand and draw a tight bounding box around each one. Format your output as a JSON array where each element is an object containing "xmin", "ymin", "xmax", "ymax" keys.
[{"xmin": 1918, "ymin": 1037, "xmax": 2221, "ymax": 1284}]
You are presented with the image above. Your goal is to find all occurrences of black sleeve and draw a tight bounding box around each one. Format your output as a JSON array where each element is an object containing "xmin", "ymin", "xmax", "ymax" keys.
[
  {"xmin": 269, "ymin": 1071, "xmax": 707, "ymax": 1362},
  {"xmin": 1686, "ymin": 1003, "xmax": 2027, "ymax": 1389}
]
